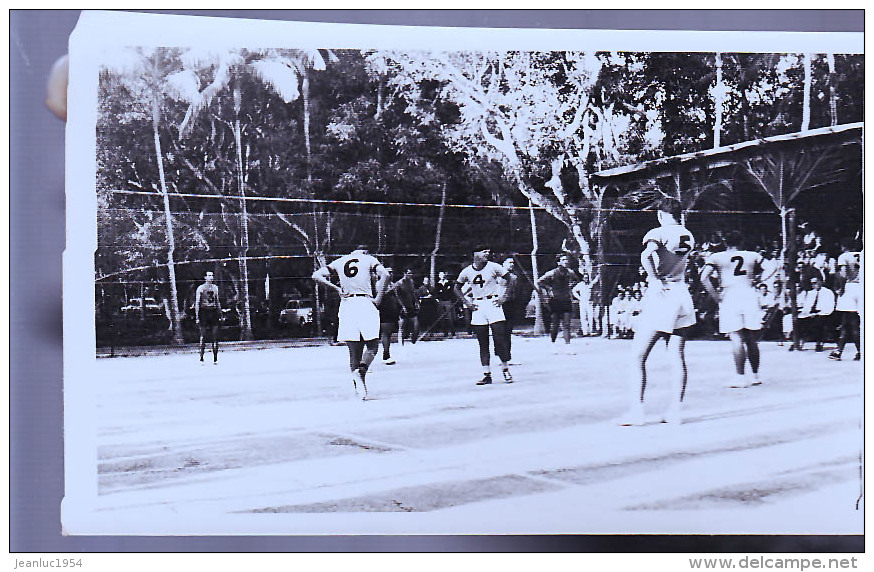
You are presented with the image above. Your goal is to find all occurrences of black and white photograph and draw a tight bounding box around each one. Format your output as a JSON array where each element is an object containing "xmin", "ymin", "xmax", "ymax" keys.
[{"xmin": 57, "ymin": 10, "xmax": 863, "ymax": 542}]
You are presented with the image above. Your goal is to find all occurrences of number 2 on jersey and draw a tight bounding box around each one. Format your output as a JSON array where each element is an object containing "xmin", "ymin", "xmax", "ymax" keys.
[{"xmin": 730, "ymin": 255, "xmax": 747, "ymax": 276}]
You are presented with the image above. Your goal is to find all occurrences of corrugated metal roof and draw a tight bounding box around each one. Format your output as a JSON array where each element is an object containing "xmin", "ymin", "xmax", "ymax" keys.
[{"xmin": 590, "ymin": 122, "xmax": 863, "ymax": 182}]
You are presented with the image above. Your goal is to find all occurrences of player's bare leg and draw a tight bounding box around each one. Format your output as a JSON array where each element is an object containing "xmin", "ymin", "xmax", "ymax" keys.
[
  {"xmin": 662, "ymin": 334, "xmax": 687, "ymax": 424},
  {"xmin": 347, "ymin": 341, "xmax": 365, "ymax": 396},
  {"xmin": 357, "ymin": 339, "xmax": 379, "ymax": 399},
  {"xmin": 561, "ymin": 312, "xmax": 572, "ymax": 345},
  {"xmin": 490, "ymin": 322, "xmax": 512, "ymax": 383},
  {"xmin": 742, "ymin": 329, "xmax": 761, "ymax": 385},
  {"xmin": 728, "ymin": 331, "xmax": 748, "ymax": 387},
  {"xmin": 211, "ymin": 324, "xmax": 219, "ymax": 364},
  {"xmin": 619, "ymin": 328, "xmax": 664, "ymax": 426},
  {"xmin": 473, "ymin": 325, "xmax": 494, "ymax": 385}
]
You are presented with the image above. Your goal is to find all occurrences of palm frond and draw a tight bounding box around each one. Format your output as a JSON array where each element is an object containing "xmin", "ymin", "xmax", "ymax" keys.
[{"xmin": 250, "ymin": 59, "xmax": 301, "ymax": 103}]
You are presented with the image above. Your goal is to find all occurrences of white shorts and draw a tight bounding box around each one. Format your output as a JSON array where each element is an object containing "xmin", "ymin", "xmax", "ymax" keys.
[
  {"xmin": 718, "ymin": 286, "xmax": 764, "ymax": 333},
  {"xmin": 836, "ymin": 281, "xmax": 861, "ymax": 312},
  {"xmin": 337, "ymin": 296, "xmax": 379, "ymax": 341},
  {"xmin": 469, "ymin": 296, "xmax": 506, "ymax": 326},
  {"xmin": 637, "ymin": 281, "xmax": 696, "ymax": 334}
]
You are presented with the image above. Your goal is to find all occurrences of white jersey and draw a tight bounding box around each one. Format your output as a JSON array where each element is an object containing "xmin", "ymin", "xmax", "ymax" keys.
[
  {"xmin": 837, "ymin": 251, "xmax": 861, "ymax": 283},
  {"xmin": 457, "ymin": 261, "xmax": 507, "ymax": 299},
  {"xmin": 642, "ymin": 224, "xmax": 695, "ymax": 282},
  {"xmin": 572, "ymin": 281, "xmax": 592, "ymax": 303},
  {"xmin": 705, "ymin": 249, "xmax": 762, "ymax": 290},
  {"xmin": 327, "ymin": 250, "xmax": 384, "ymax": 297}
]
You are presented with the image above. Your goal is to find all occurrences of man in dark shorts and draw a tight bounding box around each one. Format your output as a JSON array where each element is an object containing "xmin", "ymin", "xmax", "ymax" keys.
[
  {"xmin": 195, "ymin": 271, "xmax": 221, "ymax": 364},
  {"xmin": 536, "ymin": 254, "xmax": 579, "ymax": 350},
  {"xmin": 498, "ymin": 257, "xmax": 523, "ymax": 362},
  {"xmin": 396, "ymin": 268, "xmax": 420, "ymax": 346},
  {"xmin": 377, "ymin": 267, "xmax": 402, "ymax": 365}
]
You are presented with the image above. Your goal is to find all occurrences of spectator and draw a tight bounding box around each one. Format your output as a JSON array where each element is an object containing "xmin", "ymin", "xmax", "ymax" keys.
[
  {"xmin": 794, "ymin": 272, "xmax": 836, "ymax": 352},
  {"xmin": 433, "ymin": 270, "xmax": 457, "ymax": 338}
]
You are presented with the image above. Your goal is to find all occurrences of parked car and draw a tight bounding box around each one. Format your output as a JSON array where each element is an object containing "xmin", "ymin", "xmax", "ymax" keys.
[
  {"xmin": 279, "ymin": 299, "xmax": 314, "ymax": 329},
  {"xmin": 121, "ymin": 297, "xmax": 164, "ymax": 317}
]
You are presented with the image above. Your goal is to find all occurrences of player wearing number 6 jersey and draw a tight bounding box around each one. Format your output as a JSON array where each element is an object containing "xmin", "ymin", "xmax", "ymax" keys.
[
  {"xmin": 312, "ymin": 245, "xmax": 390, "ymax": 400},
  {"xmin": 620, "ymin": 199, "xmax": 695, "ymax": 426},
  {"xmin": 455, "ymin": 246, "xmax": 513, "ymax": 386},
  {"xmin": 700, "ymin": 230, "xmax": 775, "ymax": 388}
]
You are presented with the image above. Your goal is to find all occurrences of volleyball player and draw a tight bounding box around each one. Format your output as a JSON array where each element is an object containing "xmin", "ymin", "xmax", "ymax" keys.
[
  {"xmin": 830, "ymin": 242, "xmax": 861, "ymax": 361},
  {"xmin": 455, "ymin": 246, "xmax": 513, "ymax": 385},
  {"xmin": 620, "ymin": 199, "xmax": 695, "ymax": 426},
  {"xmin": 195, "ymin": 271, "xmax": 221, "ymax": 364},
  {"xmin": 312, "ymin": 245, "xmax": 390, "ymax": 400},
  {"xmin": 699, "ymin": 230, "xmax": 774, "ymax": 388}
]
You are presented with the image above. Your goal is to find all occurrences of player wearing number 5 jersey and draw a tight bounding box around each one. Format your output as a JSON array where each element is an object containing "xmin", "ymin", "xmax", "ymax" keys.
[
  {"xmin": 312, "ymin": 245, "xmax": 390, "ymax": 400},
  {"xmin": 455, "ymin": 246, "xmax": 513, "ymax": 386},
  {"xmin": 620, "ymin": 199, "xmax": 695, "ymax": 426},
  {"xmin": 700, "ymin": 230, "xmax": 775, "ymax": 388}
]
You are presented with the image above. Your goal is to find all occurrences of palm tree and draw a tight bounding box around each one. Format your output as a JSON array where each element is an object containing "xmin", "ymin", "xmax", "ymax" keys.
[
  {"xmin": 102, "ymin": 47, "xmax": 198, "ymax": 344},
  {"xmin": 742, "ymin": 145, "xmax": 847, "ymax": 265},
  {"xmin": 177, "ymin": 48, "xmax": 330, "ymax": 340}
]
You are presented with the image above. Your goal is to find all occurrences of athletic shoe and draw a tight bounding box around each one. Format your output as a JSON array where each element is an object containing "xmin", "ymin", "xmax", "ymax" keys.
[
  {"xmin": 854, "ymin": 352, "xmax": 861, "ymax": 361},
  {"xmin": 476, "ymin": 373, "xmax": 493, "ymax": 386},
  {"xmin": 502, "ymin": 369, "xmax": 513, "ymax": 384},
  {"xmin": 382, "ymin": 357, "xmax": 396, "ymax": 365},
  {"xmin": 828, "ymin": 351, "xmax": 842, "ymax": 361},
  {"xmin": 661, "ymin": 401, "xmax": 682, "ymax": 425},
  {"xmin": 618, "ymin": 402, "xmax": 645, "ymax": 426},
  {"xmin": 729, "ymin": 375, "xmax": 749, "ymax": 389}
]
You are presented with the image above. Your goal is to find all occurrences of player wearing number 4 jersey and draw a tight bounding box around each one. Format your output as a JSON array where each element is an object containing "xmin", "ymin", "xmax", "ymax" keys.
[
  {"xmin": 312, "ymin": 245, "xmax": 390, "ymax": 400},
  {"xmin": 455, "ymin": 246, "xmax": 513, "ymax": 386},
  {"xmin": 620, "ymin": 200, "xmax": 695, "ymax": 426},
  {"xmin": 700, "ymin": 230, "xmax": 775, "ymax": 388}
]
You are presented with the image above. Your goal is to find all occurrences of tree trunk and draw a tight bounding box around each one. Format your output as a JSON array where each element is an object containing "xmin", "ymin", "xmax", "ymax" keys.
[
  {"xmin": 302, "ymin": 72, "xmax": 313, "ymax": 182},
  {"xmin": 233, "ymin": 115, "xmax": 253, "ymax": 341},
  {"xmin": 529, "ymin": 200, "xmax": 546, "ymax": 334},
  {"xmin": 152, "ymin": 99, "xmax": 184, "ymax": 344},
  {"xmin": 801, "ymin": 53, "xmax": 812, "ymax": 132},
  {"xmin": 430, "ymin": 181, "xmax": 447, "ymax": 283},
  {"xmin": 713, "ymin": 52, "xmax": 724, "ymax": 148},
  {"xmin": 827, "ymin": 54, "xmax": 838, "ymax": 127}
]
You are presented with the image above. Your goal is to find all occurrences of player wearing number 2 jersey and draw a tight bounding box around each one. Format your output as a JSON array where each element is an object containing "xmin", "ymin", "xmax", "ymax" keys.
[
  {"xmin": 700, "ymin": 231, "xmax": 774, "ymax": 388},
  {"xmin": 312, "ymin": 245, "xmax": 390, "ymax": 400},
  {"xmin": 620, "ymin": 199, "xmax": 695, "ymax": 426},
  {"xmin": 455, "ymin": 246, "xmax": 513, "ymax": 386}
]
